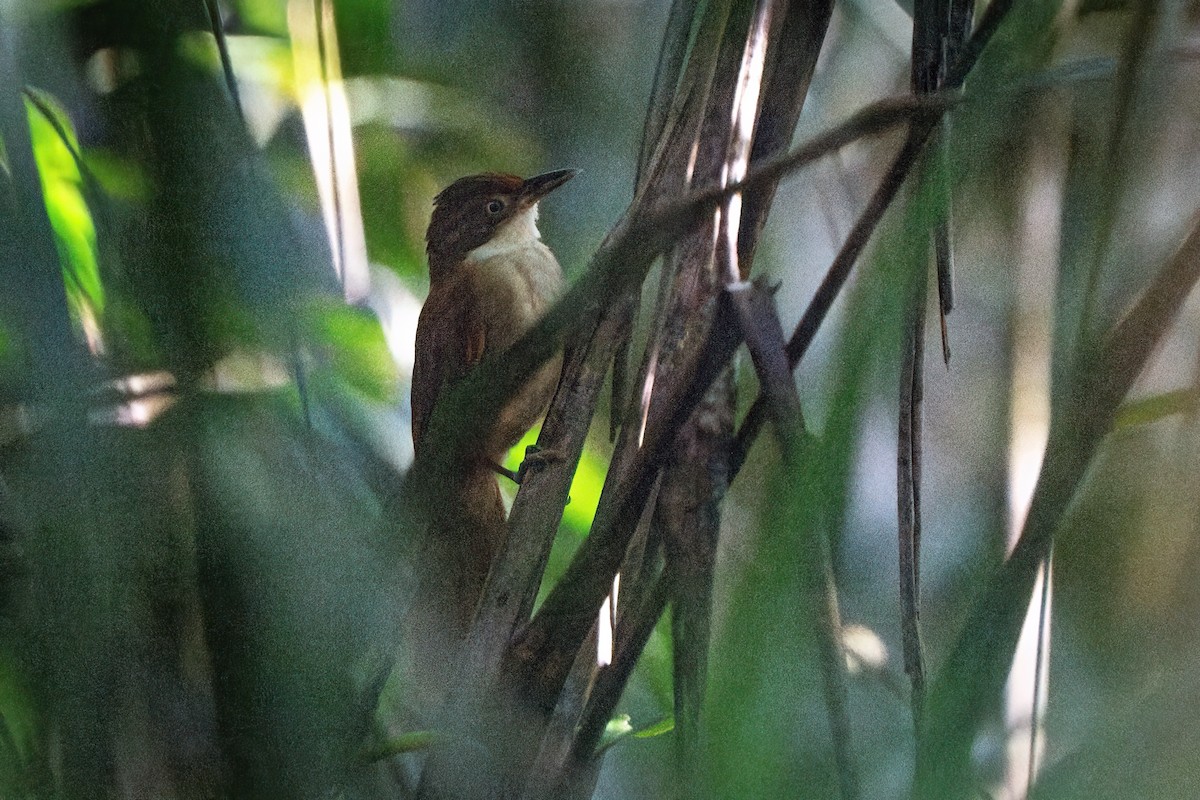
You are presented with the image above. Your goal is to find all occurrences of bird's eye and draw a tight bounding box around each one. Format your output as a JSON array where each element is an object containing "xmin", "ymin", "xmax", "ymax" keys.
[{"xmin": 486, "ymin": 199, "xmax": 504, "ymax": 215}]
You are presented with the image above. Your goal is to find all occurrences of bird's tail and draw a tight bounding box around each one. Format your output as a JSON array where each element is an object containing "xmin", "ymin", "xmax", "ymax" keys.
[
  {"xmin": 404, "ymin": 464, "xmax": 507, "ymax": 724},
  {"xmin": 430, "ymin": 463, "xmax": 507, "ymax": 630}
]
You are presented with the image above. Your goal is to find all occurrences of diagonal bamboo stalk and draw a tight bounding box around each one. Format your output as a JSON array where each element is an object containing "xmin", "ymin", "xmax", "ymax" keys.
[
  {"xmin": 917, "ymin": 213, "xmax": 1200, "ymax": 797},
  {"xmin": 399, "ymin": 97, "xmax": 950, "ymax": 800},
  {"xmin": 397, "ymin": 91, "xmax": 951, "ymax": 594},
  {"xmin": 730, "ymin": 0, "xmax": 1014, "ymax": 476},
  {"xmin": 728, "ymin": 280, "xmax": 860, "ymax": 799},
  {"xmin": 504, "ymin": 94, "xmax": 948, "ymax": 665}
]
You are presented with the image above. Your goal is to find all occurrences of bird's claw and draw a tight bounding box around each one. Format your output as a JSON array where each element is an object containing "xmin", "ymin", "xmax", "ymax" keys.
[{"xmin": 515, "ymin": 444, "xmax": 562, "ymax": 484}]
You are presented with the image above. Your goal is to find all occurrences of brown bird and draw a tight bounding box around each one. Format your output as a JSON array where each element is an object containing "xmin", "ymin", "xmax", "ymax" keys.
[{"xmin": 411, "ymin": 169, "xmax": 575, "ymax": 628}]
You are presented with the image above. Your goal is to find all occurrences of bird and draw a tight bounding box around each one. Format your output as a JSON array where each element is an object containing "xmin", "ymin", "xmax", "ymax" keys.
[{"xmin": 410, "ymin": 168, "xmax": 576, "ymax": 629}]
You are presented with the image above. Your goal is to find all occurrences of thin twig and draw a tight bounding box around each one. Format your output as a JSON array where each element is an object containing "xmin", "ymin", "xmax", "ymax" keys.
[
  {"xmin": 519, "ymin": 626, "xmax": 602, "ymax": 800},
  {"xmin": 615, "ymin": 33, "xmax": 710, "ymax": 435},
  {"xmin": 510, "ymin": 293, "xmax": 744, "ymax": 707},
  {"xmin": 636, "ymin": 0, "xmax": 700, "ymax": 186},
  {"xmin": 916, "ymin": 0, "xmax": 972, "ymax": 365},
  {"xmin": 203, "ymin": 0, "xmax": 244, "ymax": 121},
  {"xmin": 624, "ymin": 0, "xmax": 734, "ymax": 447},
  {"xmin": 1026, "ymin": 546, "xmax": 1053, "ymax": 795},
  {"xmin": 416, "ymin": 309, "xmax": 625, "ymax": 800},
  {"xmin": 616, "ymin": 0, "xmax": 699, "ymax": 438},
  {"xmin": 728, "ymin": 281, "xmax": 806, "ymax": 445},
  {"xmin": 647, "ymin": 0, "xmax": 760, "ymax": 778},
  {"xmin": 897, "ymin": 288, "xmax": 926, "ymax": 730},
  {"xmin": 899, "ymin": 0, "xmax": 966, "ymax": 733},
  {"xmin": 731, "ymin": 130, "xmax": 930, "ymax": 475},
  {"xmin": 570, "ymin": 575, "xmax": 671, "ymax": 771}
]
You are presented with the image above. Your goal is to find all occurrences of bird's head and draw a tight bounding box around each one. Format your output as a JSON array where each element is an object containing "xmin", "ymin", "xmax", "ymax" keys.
[{"xmin": 425, "ymin": 169, "xmax": 576, "ymax": 282}]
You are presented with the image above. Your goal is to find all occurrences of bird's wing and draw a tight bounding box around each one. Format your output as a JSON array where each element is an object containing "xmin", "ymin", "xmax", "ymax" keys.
[{"xmin": 411, "ymin": 276, "xmax": 487, "ymax": 456}]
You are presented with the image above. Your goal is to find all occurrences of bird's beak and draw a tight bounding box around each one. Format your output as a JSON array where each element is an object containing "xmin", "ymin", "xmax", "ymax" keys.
[{"xmin": 520, "ymin": 169, "xmax": 577, "ymax": 204}]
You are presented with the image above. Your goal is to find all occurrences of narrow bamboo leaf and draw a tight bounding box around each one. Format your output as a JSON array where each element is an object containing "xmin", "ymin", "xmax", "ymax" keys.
[
  {"xmin": 593, "ymin": 713, "xmax": 675, "ymax": 755},
  {"xmin": 1113, "ymin": 388, "xmax": 1198, "ymax": 429},
  {"xmin": 0, "ymin": 9, "xmax": 89, "ymax": 400},
  {"xmin": 597, "ymin": 714, "xmax": 635, "ymax": 753},
  {"xmin": 25, "ymin": 91, "xmax": 104, "ymax": 339},
  {"xmin": 634, "ymin": 716, "xmax": 675, "ymax": 739},
  {"xmin": 362, "ymin": 730, "xmax": 440, "ymax": 763}
]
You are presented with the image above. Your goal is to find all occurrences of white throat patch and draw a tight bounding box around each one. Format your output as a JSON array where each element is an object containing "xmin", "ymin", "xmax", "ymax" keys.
[
  {"xmin": 465, "ymin": 203, "xmax": 547, "ymax": 262},
  {"xmin": 465, "ymin": 203, "xmax": 542, "ymax": 263}
]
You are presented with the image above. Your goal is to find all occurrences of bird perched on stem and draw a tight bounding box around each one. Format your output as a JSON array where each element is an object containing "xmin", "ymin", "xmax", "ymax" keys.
[{"xmin": 411, "ymin": 169, "xmax": 576, "ymax": 628}]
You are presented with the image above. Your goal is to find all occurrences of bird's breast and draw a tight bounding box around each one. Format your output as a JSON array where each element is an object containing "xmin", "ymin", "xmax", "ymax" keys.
[
  {"xmin": 462, "ymin": 241, "xmax": 564, "ymax": 457},
  {"xmin": 467, "ymin": 242, "xmax": 563, "ymax": 350}
]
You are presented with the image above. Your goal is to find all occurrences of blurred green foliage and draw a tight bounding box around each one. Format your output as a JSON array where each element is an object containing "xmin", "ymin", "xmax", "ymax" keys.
[
  {"xmin": 0, "ymin": 1, "xmax": 1199, "ymax": 799},
  {"xmin": 26, "ymin": 91, "xmax": 104, "ymax": 328}
]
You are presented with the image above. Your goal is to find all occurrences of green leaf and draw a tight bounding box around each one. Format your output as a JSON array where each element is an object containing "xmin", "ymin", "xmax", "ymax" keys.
[
  {"xmin": 307, "ymin": 300, "xmax": 400, "ymax": 403},
  {"xmin": 633, "ymin": 716, "xmax": 675, "ymax": 739},
  {"xmin": 362, "ymin": 730, "xmax": 440, "ymax": 762},
  {"xmin": 235, "ymin": 0, "xmax": 290, "ymax": 36},
  {"xmin": 597, "ymin": 714, "xmax": 634, "ymax": 752},
  {"xmin": 25, "ymin": 91, "xmax": 104, "ymax": 335},
  {"xmin": 1113, "ymin": 389, "xmax": 1198, "ymax": 428},
  {"xmin": 596, "ymin": 713, "xmax": 673, "ymax": 754},
  {"xmin": 0, "ymin": 644, "xmax": 39, "ymax": 794}
]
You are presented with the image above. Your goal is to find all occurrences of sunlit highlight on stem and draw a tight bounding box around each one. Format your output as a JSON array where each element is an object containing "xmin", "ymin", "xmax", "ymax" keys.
[
  {"xmin": 288, "ymin": 0, "xmax": 369, "ymax": 302},
  {"xmin": 719, "ymin": 0, "xmax": 773, "ymax": 284},
  {"xmin": 999, "ymin": 145, "xmax": 1061, "ymax": 800}
]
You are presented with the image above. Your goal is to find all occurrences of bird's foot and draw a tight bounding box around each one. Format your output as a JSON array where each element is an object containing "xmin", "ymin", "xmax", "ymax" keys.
[{"xmin": 515, "ymin": 444, "xmax": 563, "ymax": 484}]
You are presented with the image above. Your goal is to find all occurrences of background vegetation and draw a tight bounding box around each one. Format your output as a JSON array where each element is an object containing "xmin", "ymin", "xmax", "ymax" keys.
[{"xmin": 1, "ymin": 1, "xmax": 1199, "ymax": 798}]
